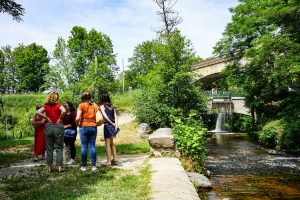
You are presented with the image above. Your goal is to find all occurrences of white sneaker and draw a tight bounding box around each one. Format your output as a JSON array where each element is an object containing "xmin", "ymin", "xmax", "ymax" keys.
[
  {"xmin": 80, "ymin": 166, "xmax": 87, "ymax": 171},
  {"xmin": 91, "ymin": 166, "xmax": 97, "ymax": 171},
  {"xmin": 67, "ymin": 159, "xmax": 75, "ymax": 165}
]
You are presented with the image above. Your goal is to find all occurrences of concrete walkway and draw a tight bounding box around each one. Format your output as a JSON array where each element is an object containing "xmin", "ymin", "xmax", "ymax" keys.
[{"xmin": 150, "ymin": 157, "xmax": 200, "ymax": 200}]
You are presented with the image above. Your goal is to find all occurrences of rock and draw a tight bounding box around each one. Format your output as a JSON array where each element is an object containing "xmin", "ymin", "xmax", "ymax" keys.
[
  {"xmin": 187, "ymin": 172, "xmax": 213, "ymax": 189},
  {"xmin": 137, "ymin": 123, "xmax": 152, "ymax": 138},
  {"xmin": 148, "ymin": 128, "xmax": 174, "ymax": 149},
  {"xmin": 150, "ymin": 150, "xmax": 162, "ymax": 158}
]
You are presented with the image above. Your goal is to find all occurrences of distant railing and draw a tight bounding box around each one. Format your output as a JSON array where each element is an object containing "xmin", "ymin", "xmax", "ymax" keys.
[{"xmin": 204, "ymin": 91, "xmax": 243, "ymax": 98}]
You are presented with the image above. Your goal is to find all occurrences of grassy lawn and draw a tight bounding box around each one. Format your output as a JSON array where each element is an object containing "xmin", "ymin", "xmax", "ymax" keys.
[
  {"xmin": 0, "ymin": 137, "xmax": 33, "ymax": 168},
  {"xmin": 0, "ymin": 162, "xmax": 151, "ymax": 200},
  {"xmin": 0, "ymin": 118, "xmax": 152, "ymax": 200}
]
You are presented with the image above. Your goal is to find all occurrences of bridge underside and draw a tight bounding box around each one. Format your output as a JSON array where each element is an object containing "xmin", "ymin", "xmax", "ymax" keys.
[{"xmin": 195, "ymin": 73, "xmax": 225, "ymax": 88}]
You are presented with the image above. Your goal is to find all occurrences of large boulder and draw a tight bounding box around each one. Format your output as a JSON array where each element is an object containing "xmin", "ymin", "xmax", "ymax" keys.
[
  {"xmin": 187, "ymin": 172, "xmax": 213, "ymax": 189},
  {"xmin": 148, "ymin": 128, "xmax": 175, "ymax": 157},
  {"xmin": 137, "ymin": 123, "xmax": 152, "ymax": 138}
]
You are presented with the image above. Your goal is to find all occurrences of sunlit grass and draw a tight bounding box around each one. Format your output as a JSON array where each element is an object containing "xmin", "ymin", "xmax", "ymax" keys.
[
  {"xmin": 112, "ymin": 90, "xmax": 140, "ymax": 113},
  {"xmin": 0, "ymin": 162, "xmax": 151, "ymax": 200}
]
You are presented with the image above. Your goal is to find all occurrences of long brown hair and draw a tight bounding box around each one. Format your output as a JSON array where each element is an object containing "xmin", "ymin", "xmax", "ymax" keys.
[
  {"xmin": 81, "ymin": 92, "xmax": 92, "ymax": 105},
  {"xmin": 46, "ymin": 92, "xmax": 59, "ymax": 106}
]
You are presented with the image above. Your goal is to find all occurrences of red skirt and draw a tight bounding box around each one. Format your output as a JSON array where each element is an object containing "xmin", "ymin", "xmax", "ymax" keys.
[{"xmin": 34, "ymin": 118, "xmax": 46, "ymax": 156}]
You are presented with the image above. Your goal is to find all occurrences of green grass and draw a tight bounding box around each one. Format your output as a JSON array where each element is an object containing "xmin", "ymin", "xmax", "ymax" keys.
[
  {"xmin": 2, "ymin": 94, "xmax": 47, "ymax": 119},
  {"xmin": 96, "ymin": 143, "xmax": 150, "ymax": 155},
  {"xmin": 0, "ymin": 162, "xmax": 151, "ymax": 200},
  {"xmin": 0, "ymin": 137, "xmax": 34, "ymax": 168},
  {"xmin": 0, "ymin": 137, "xmax": 33, "ymax": 148},
  {"xmin": 112, "ymin": 90, "xmax": 140, "ymax": 113},
  {"xmin": 0, "ymin": 152, "xmax": 32, "ymax": 168}
]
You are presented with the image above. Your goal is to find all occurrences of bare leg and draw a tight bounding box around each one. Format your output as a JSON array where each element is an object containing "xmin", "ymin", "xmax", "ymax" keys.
[
  {"xmin": 110, "ymin": 139, "xmax": 117, "ymax": 162},
  {"xmin": 105, "ymin": 139, "xmax": 112, "ymax": 165}
]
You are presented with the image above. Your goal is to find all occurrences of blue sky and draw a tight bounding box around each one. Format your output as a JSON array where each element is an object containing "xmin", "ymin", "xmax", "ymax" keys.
[{"xmin": 0, "ymin": 0, "xmax": 237, "ymax": 69}]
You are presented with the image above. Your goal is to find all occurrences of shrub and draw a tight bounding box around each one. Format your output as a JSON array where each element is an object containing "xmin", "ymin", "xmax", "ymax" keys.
[
  {"xmin": 232, "ymin": 114, "xmax": 252, "ymax": 132},
  {"xmin": 258, "ymin": 120, "xmax": 283, "ymax": 148},
  {"xmin": 172, "ymin": 112, "xmax": 207, "ymax": 172}
]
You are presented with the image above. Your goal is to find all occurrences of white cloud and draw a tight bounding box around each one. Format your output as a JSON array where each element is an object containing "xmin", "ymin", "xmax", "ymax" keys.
[{"xmin": 0, "ymin": 0, "xmax": 237, "ymax": 69}]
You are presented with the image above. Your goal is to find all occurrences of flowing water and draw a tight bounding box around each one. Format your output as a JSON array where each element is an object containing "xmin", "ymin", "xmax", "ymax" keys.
[{"xmin": 199, "ymin": 133, "xmax": 300, "ymax": 200}]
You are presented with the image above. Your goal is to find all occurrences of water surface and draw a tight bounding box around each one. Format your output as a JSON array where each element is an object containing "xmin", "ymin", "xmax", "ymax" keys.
[{"xmin": 199, "ymin": 133, "xmax": 300, "ymax": 199}]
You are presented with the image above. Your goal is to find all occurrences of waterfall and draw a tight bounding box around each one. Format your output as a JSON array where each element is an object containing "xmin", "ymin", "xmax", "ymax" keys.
[
  {"xmin": 208, "ymin": 98, "xmax": 233, "ymax": 133},
  {"xmin": 214, "ymin": 113, "xmax": 225, "ymax": 132}
]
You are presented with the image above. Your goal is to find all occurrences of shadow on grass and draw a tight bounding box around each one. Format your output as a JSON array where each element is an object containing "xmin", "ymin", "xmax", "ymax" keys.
[
  {"xmin": 1, "ymin": 164, "xmax": 150, "ymax": 200},
  {"xmin": 0, "ymin": 152, "xmax": 32, "ymax": 168}
]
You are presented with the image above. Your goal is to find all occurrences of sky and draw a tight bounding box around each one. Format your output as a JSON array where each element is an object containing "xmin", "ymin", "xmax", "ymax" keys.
[{"xmin": 0, "ymin": 0, "xmax": 238, "ymax": 70}]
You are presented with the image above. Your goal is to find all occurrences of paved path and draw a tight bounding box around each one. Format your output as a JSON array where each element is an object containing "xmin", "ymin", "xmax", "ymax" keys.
[{"xmin": 150, "ymin": 157, "xmax": 200, "ymax": 200}]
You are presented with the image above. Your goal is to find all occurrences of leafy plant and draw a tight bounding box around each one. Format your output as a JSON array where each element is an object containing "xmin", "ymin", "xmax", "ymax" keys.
[
  {"xmin": 258, "ymin": 120, "xmax": 283, "ymax": 148},
  {"xmin": 171, "ymin": 112, "xmax": 207, "ymax": 172}
]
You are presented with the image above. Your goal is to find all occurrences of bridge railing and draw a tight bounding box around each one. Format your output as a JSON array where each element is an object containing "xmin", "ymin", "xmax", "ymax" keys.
[{"xmin": 204, "ymin": 91, "xmax": 243, "ymax": 98}]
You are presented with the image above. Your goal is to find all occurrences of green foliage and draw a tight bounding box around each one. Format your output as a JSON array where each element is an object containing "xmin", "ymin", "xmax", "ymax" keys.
[
  {"xmin": 258, "ymin": 120, "xmax": 283, "ymax": 148},
  {"xmin": 0, "ymin": 44, "xmax": 50, "ymax": 93},
  {"xmin": 232, "ymin": 114, "xmax": 252, "ymax": 132},
  {"xmin": 214, "ymin": 0, "xmax": 300, "ymax": 151},
  {"xmin": 64, "ymin": 26, "xmax": 118, "ymax": 94},
  {"xmin": 0, "ymin": 94, "xmax": 46, "ymax": 139},
  {"xmin": 172, "ymin": 113, "xmax": 207, "ymax": 172},
  {"xmin": 132, "ymin": 30, "xmax": 207, "ymax": 128},
  {"xmin": 0, "ymin": 0, "xmax": 25, "ymax": 22},
  {"xmin": 112, "ymin": 90, "xmax": 140, "ymax": 113}
]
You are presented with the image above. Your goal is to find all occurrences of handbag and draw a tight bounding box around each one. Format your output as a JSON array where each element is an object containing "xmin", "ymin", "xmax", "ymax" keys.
[{"xmin": 94, "ymin": 103, "xmax": 103, "ymax": 126}]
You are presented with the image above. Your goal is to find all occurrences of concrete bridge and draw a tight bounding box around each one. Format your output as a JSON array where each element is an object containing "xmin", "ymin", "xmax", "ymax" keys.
[
  {"xmin": 192, "ymin": 57, "xmax": 231, "ymax": 87},
  {"xmin": 192, "ymin": 58, "xmax": 250, "ymax": 115},
  {"xmin": 208, "ymin": 97, "xmax": 251, "ymax": 116}
]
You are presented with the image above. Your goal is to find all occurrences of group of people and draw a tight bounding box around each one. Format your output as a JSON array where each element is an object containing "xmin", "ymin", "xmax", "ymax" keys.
[{"xmin": 31, "ymin": 91, "xmax": 118, "ymax": 172}]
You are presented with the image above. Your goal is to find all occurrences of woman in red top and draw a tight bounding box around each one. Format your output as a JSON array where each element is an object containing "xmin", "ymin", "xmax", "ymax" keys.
[
  {"xmin": 32, "ymin": 105, "xmax": 46, "ymax": 162},
  {"xmin": 37, "ymin": 92, "xmax": 66, "ymax": 173}
]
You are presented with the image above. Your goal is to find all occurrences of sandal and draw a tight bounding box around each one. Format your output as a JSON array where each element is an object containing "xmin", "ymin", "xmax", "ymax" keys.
[
  {"xmin": 111, "ymin": 159, "xmax": 118, "ymax": 165},
  {"xmin": 33, "ymin": 157, "xmax": 38, "ymax": 162}
]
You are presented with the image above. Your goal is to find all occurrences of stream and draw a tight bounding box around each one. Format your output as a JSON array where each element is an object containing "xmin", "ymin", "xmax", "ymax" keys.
[{"xmin": 199, "ymin": 133, "xmax": 300, "ymax": 200}]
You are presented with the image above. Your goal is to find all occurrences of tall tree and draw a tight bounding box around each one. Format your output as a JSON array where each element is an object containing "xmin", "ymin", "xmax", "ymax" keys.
[
  {"xmin": 1, "ymin": 45, "xmax": 18, "ymax": 93},
  {"xmin": 58, "ymin": 26, "xmax": 118, "ymax": 94},
  {"xmin": 133, "ymin": 30, "xmax": 205, "ymax": 128},
  {"xmin": 127, "ymin": 40, "xmax": 158, "ymax": 89},
  {"xmin": 13, "ymin": 43, "xmax": 50, "ymax": 92},
  {"xmin": 214, "ymin": 0, "xmax": 300, "ymax": 122},
  {"xmin": 153, "ymin": 0, "xmax": 182, "ymax": 35},
  {"xmin": 0, "ymin": 0, "xmax": 25, "ymax": 22}
]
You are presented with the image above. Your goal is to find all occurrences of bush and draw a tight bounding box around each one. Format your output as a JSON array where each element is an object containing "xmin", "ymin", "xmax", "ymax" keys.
[
  {"xmin": 280, "ymin": 117, "xmax": 300, "ymax": 153},
  {"xmin": 232, "ymin": 114, "xmax": 252, "ymax": 132},
  {"xmin": 258, "ymin": 120, "xmax": 283, "ymax": 148},
  {"xmin": 172, "ymin": 112, "xmax": 207, "ymax": 173}
]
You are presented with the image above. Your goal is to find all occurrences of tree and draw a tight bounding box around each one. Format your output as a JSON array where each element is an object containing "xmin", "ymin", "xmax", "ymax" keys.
[
  {"xmin": 133, "ymin": 30, "xmax": 206, "ymax": 128},
  {"xmin": 55, "ymin": 26, "xmax": 118, "ymax": 94},
  {"xmin": 0, "ymin": 45, "xmax": 18, "ymax": 93},
  {"xmin": 153, "ymin": 0, "xmax": 183, "ymax": 35},
  {"xmin": 0, "ymin": 0, "xmax": 25, "ymax": 22},
  {"xmin": 13, "ymin": 43, "xmax": 50, "ymax": 92},
  {"xmin": 214, "ymin": 0, "xmax": 300, "ymax": 123},
  {"xmin": 127, "ymin": 40, "xmax": 158, "ymax": 89},
  {"xmin": 50, "ymin": 37, "xmax": 76, "ymax": 91}
]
